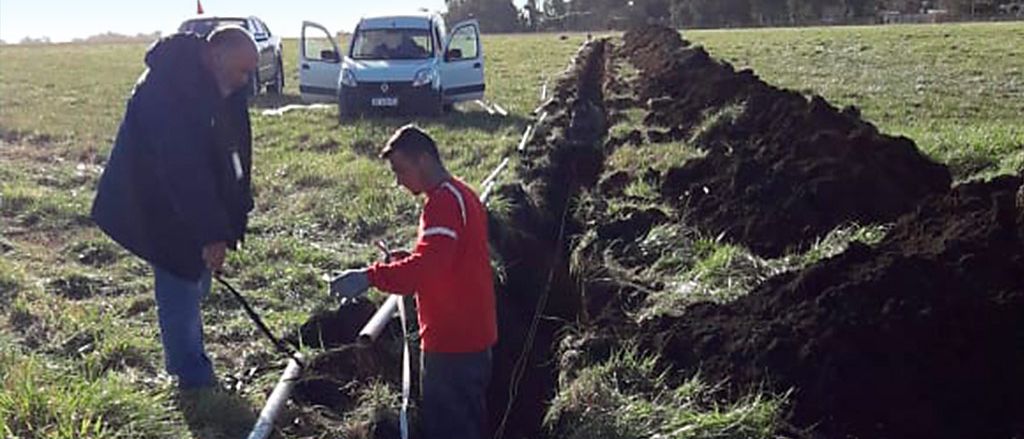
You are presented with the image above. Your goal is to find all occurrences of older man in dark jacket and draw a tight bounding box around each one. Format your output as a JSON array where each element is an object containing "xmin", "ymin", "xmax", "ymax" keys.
[{"xmin": 91, "ymin": 27, "xmax": 258, "ymax": 389}]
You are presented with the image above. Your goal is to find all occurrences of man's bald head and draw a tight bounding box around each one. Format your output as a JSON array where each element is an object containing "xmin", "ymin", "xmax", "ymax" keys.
[
  {"xmin": 205, "ymin": 26, "xmax": 259, "ymax": 97},
  {"xmin": 208, "ymin": 26, "xmax": 258, "ymax": 55}
]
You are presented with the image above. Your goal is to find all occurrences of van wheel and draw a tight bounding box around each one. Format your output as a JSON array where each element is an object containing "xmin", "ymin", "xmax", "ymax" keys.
[
  {"xmin": 338, "ymin": 94, "xmax": 355, "ymax": 122},
  {"xmin": 428, "ymin": 92, "xmax": 444, "ymax": 117}
]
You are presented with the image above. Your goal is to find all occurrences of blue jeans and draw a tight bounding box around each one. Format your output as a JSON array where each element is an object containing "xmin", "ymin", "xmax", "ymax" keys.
[
  {"xmin": 153, "ymin": 265, "xmax": 215, "ymax": 389},
  {"xmin": 420, "ymin": 349, "xmax": 492, "ymax": 439}
]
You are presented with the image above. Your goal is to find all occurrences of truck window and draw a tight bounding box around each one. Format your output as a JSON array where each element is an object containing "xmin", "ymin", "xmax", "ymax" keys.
[
  {"xmin": 250, "ymin": 19, "xmax": 264, "ymax": 36},
  {"xmin": 179, "ymin": 18, "xmax": 248, "ymax": 37},
  {"xmin": 351, "ymin": 28, "xmax": 433, "ymax": 60}
]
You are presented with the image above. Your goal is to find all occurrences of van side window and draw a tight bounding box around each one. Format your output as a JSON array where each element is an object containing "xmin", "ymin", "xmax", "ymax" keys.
[
  {"xmin": 448, "ymin": 25, "xmax": 478, "ymax": 60},
  {"xmin": 304, "ymin": 25, "xmax": 338, "ymax": 61}
]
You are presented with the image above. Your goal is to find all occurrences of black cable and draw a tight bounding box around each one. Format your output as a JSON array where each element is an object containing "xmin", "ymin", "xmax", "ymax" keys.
[{"xmin": 213, "ymin": 274, "xmax": 304, "ymax": 367}]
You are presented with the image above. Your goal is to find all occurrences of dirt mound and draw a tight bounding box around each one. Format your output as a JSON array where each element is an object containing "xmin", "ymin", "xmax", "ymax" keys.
[
  {"xmin": 622, "ymin": 26, "xmax": 951, "ymax": 257},
  {"xmin": 287, "ymin": 301, "xmax": 403, "ymax": 438},
  {"xmin": 642, "ymin": 176, "xmax": 1024, "ymax": 439}
]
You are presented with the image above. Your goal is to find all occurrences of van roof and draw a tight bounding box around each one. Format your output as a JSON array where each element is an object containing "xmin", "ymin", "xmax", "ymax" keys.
[{"xmin": 358, "ymin": 14, "xmax": 435, "ymax": 30}]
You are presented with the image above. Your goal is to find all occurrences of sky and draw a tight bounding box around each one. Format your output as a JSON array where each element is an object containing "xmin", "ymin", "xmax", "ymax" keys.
[{"xmin": 0, "ymin": 0, "xmax": 481, "ymax": 43}]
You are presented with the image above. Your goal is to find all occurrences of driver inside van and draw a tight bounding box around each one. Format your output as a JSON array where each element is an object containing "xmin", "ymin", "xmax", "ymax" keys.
[{"xmin": 372, "ymin": 30, "xmax": 427, "ymax": 59}]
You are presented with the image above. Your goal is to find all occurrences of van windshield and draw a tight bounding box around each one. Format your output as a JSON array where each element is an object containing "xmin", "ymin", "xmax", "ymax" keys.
[{"xmin": 351, "ymin": 28, "xmax": 433, "ymax": 60}]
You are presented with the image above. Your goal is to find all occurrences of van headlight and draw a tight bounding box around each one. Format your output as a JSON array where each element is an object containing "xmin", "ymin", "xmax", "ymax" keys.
[
  {"xmin": 341, "ymin": 69, "xmax": 357, "ymax": 87},
  {"xmin": 412, "ymin": 68, "xmax": 437, "ymax": 87}
]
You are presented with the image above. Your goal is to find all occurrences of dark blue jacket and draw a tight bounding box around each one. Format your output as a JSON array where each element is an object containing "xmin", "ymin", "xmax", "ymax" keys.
[{"xmin": 91, "ymin": 33, "xmax": 253, "ymax": 281}]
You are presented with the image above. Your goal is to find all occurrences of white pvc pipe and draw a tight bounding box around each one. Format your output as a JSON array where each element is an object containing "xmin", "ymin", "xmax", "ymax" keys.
[
  {"xmin": 491, "ymin": 102, "xmax": 509, "ymax": 117},
  {"xmin": 534, "ymin": 98, "xmax": 554, "ymax": 115},
  {"xmin": 397, "ymin": 295, "xmax": 412, "ymax": 439},
  {"xmin": 475, "ymin": 99, "xmax": 496, "ymax": 115},
  {"xmin": 482, "ymin": 157, "xmax": 511, "ymax": 190},
  {"xmin": 358, "ymin": 295, "xmax": 400, "ymax": 345},
  {"xmin": 517, "ymin": 124, "xmax": 534, "ymax": 152},
  {"xmin": 247, "ymin": 354, "xmax": 304, "ymax": 439}
]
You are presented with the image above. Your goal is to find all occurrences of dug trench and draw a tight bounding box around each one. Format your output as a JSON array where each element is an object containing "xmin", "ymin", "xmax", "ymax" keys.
[
  {"xmin": 590, "ymin": 26, "xmax": 1023, "ymax": 439},
  {"xmin": 276, "ymin": 27, "xmax": 1023, "ymax": 439}
]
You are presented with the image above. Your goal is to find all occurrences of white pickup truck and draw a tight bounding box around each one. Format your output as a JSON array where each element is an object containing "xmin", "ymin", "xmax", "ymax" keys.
[
  {"xmin": 299, "ymin": 12, "xmax": 485, "ymax": 117},
  {"xmin": 178, "ymin": 15, "xmax": 285, "ymax": 96}
]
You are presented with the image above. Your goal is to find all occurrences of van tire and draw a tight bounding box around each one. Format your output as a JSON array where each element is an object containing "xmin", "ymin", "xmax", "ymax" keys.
[
  {"xmin": 338, "ymin": 93, "xmax": 356, "ymax": 122},
  {"xmin": 428, "ymin": 91, "xmax": 444, "ymax": 117}
]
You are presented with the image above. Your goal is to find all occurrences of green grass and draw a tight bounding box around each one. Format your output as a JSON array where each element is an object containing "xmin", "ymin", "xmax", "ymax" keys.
[
  {"xmin": 687, "ymin": 22, "xmax": 1024, "ymax": 181},
  {"xmin": 0, "ymin": 344, "xmax": 184, "ymax": 438},
  {"xmin": 1, "ymin": 23, "xmax": 1021, "ymax": 437},
  {"xmin": 545, "ymin": 344, "xmax": 789, "ymax": 438}
]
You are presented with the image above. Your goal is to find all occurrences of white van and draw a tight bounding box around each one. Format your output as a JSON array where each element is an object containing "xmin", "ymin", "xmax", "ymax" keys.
[{"xmin": 299, "ymin": 12, "xmax": 485, "ymax": 117}]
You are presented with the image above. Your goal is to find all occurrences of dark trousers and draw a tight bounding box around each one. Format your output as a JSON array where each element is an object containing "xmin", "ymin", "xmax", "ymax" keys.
[{"xmin": 420, "ymin": 348, "xmax": 492, "ymax": 439}]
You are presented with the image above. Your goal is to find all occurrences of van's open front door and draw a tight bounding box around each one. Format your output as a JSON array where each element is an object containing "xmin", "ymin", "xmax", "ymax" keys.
[
  {"xmin": 299, "ymin": 21, "xmax": 341, "ymax": 103},
  {"xmin": 439, "ymin": 19, "xmax": 484, "ymax": 103}
]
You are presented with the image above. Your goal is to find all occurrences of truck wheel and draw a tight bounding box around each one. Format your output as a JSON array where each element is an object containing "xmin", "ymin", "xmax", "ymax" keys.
[
  {"xmin": 248, "ymin": 72, "xmax": 261, "ymax": 97},
  {"xmin": 267, "ymin": 59, "xmax": 284, "ymax": 94}
]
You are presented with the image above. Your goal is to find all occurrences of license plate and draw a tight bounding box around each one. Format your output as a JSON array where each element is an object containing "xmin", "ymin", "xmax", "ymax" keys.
[{"xmin": 371, "ymin": 97, "xmax": 398, "ymax": 107}]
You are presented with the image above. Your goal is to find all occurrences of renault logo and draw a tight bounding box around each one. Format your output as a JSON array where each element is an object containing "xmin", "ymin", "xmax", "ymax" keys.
[{"xmin": 381, "ymin": 83, "xmax": 389, "ymax": 94}]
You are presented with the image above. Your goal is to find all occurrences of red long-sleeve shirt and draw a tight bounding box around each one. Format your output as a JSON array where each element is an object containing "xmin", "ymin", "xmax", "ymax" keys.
[{"xmin": 367, "ymin": 177, "xmax": 498, "ymax": 353}]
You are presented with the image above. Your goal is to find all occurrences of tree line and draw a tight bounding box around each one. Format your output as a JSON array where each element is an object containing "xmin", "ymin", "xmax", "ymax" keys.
[{"xmin": 445, "ymin": 0, "xmax": 1022, "ymax": 31}]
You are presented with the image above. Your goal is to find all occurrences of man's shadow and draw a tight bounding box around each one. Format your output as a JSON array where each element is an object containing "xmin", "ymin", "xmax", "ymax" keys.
[{"xmin": 175, "ymin": 387, "xmax": 264, "ymax": 439}]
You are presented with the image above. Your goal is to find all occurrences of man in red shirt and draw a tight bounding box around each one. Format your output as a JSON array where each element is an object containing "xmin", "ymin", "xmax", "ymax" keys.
[{"xmin": 330, "ymin": 124, "xmax": 498, "ymax": 439}]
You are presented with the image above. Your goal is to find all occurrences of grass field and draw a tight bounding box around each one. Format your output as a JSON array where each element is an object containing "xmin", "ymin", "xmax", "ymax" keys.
[{"xmin": 1, "ymin": 22, "xmax": 1022, "ymax": 438}]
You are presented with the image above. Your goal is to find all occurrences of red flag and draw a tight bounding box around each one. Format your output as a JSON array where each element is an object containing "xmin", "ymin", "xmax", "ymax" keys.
[{"xmin": 197, "ymin": 0, "xmax": 204, "ymax": 15}]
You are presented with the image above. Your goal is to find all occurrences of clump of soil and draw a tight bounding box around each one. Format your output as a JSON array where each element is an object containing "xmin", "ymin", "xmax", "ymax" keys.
[
  {"xmin": 288, "ymin": 299, "xmax": 376, "ymax": 350},
  {"xmin": 292, "ymin": 344, "xmax": 396, "ymax": 409},
  {"xmin": 49, "ymin": 272, "xmax": 109, "ymax": 299},
  {"xmin": 642, "ymin": 176, "xmax": 1024, "ymax": 439},
  {"xmin": 622, "ymin": 26, "xmax": 951, "ymax": 257}
]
